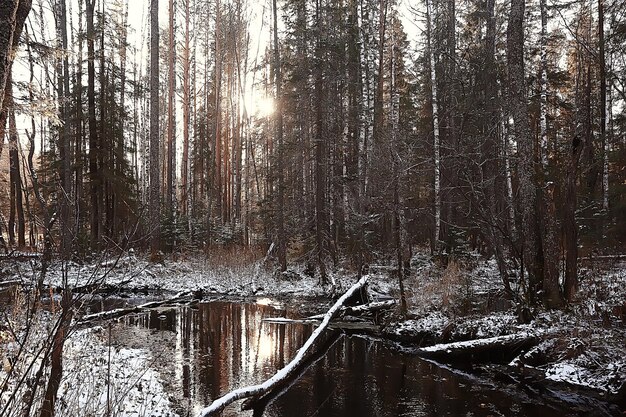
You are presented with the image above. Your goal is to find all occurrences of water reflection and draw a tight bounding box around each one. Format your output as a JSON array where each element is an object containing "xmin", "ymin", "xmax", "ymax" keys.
[
  {"xmin": 119, "ymin": 300, "xmax": 310, "ymax": 416},
  {"xmin": 111, "ymin": 300, "xmax": 616, "ymax": 417}
]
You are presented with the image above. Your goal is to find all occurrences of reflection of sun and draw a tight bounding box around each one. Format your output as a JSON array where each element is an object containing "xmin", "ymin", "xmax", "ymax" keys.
[
  {"xmin": 257, "ymin": 329, "xmax": 274, "ymax": 360},
  {"xmin": 243, "ymin": 89, "xmax": 275, "ymax": 118}
]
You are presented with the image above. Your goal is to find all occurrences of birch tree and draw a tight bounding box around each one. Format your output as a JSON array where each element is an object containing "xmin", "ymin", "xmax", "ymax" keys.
[{"xmin": 425, "ymin": 0, "xmax": 441, "ymax": 251}]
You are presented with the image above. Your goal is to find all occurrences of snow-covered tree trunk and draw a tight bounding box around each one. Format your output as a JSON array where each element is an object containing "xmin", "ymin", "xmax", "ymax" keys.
[{"xmin": 426, "ymin": 0, "xmax": 441, "ymax": 250}]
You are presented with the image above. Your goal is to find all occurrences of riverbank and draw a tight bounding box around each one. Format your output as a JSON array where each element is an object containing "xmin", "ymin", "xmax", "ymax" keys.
[{"xmin": 1, "ymin": 251, "xmax": 625, "ymax": 415}]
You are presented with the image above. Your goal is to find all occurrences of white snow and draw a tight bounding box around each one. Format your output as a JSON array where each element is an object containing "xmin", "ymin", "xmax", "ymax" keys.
[{"xmin": 57, "ymin": 327, "xmax": 180, "ymax": 417}]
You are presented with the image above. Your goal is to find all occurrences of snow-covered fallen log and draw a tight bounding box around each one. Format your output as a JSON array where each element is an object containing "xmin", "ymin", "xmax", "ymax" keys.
[
  {"xmin": 0, "ymin": 279, "xmax": 22, "ymax": 289},
  {"xmin": 264, "ymin": 300, "xmax": 395, "ymax": 324},
  {"xmin": 77, "ymin": 291, "xmax": 193, "ymax": 324},
  {"xmin": 0, "ymin": 251, "xmax": 41, "ymax": 260},
  {"xmin": 343, "ymin": 299, "xmax": 396, "ymax": 315},
  {"xmin": 196, "ymin": 275, "xmax": 369, "ymax": 417},
  {"xmin": 417, "ymin": 331, "xmax": 541, "ymax": 362},
  {"xmin": 240, "ymin": 332, "xmax": 342, "ymax": 412}
]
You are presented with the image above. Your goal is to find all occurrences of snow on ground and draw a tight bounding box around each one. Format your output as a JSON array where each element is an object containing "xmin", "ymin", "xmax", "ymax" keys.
[
  {"xmin": 57, "ymin": 326, "xmax": 179, "ymax": 417},
  {"xmin": 9, "ymin": 253, "xmax": 338, "ymax": 298},
  {"xmin": 384, "ymin": 255, "xmax": 626, "ymax": 398}
]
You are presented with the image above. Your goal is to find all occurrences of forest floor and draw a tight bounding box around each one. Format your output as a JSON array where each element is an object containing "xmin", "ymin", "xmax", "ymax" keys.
[{"xmin": 1, "ymin": 250, "xmax": 625, "ymax": 416}]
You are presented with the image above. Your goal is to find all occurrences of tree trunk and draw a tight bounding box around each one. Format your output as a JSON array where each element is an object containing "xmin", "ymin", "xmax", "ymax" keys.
[
  {"xmin": 537, "ymin": 0, "xmax": 562, "ymax": 308},
  {"xmin": 426, "ymin": 0, "xmax": 441, "ymax": 251},
  {"xmin": 86, "ymin": 0, "xmax": 99, "ymax": 246},
  {"xmin": 507, "ymin": 0, "xmax": 543, "ymax": 301},
  {"xmin": 74, "ymin": 0, "xmax": 84, "ymax": 238},
  {"xmin": 0, "ymin": 0, "xmax": 31, "ymax": 159},
  {"xmin": 599, "ymin": 0, "xmax": 609, "ymax": 213},
  {"xmin": 149, "ymin": 0, "xmax": 161, "ymax": 257},
  {"xmin": 564, "ymin": 136, "xmax": 583, "ymax": 301},
  {"xmin": 314, "ymin": 0, "xmax": 328, "ymax": 284},
  {"xmin": 8, "ymin": 81, "xmax": 25, "ymax": 248},
  {"xmin": 166, "ymin": 0, "xmax": 176, "ymax": 218},
  {"xmin": 273, "ymin": 0, "xmax": 287, "ymax": 271},
  {"xmin": 197, "ymin": 276, "xmax": 369, "ymax": 416},
  {"xmin": 214, "ymin": 0, "xmax": 222, "ymax": 225},
  {"xmin": 0, "ymin": 0, "xmax": 32, "ymax": 112},
  {"xmin": 181, "ymin": 0, "xmax": 191, "ymax": 219},
  {"xmin": 56, "ymin": 0, "xmax": 72, "ymax": 258},
  {"xmin": 8, "ymin": 79, "xmax": 15, "ymax": 246}
]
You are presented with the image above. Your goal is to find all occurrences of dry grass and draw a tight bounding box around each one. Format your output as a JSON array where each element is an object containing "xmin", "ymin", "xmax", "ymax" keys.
[
  {"xmin": 203, "ymin": 245, "xmax": 266, "ymax": 268},
  {"xmin": 407, "ymin": 258, "xmax": 475, "ymax": 316}
]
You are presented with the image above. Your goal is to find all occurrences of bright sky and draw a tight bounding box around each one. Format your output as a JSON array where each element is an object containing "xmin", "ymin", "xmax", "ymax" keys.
[{"xmin": 10, "ymin": 0, "xmax": 425, "ymax": 170}]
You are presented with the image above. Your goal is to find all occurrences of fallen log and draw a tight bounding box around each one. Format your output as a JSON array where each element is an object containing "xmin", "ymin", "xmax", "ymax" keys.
[
  {"xmin": 196, "ymin": 275, "xmax": 369, "ymax": 417},
  {"xmin": 264, "ymin": 300, "xmax": 396, "ymax": 324},
  {"xmin": 241, "ymin": 331, "xmax": 343, "ymax": 414},
  {"xmin": 77, "ymin": 291, "xmax": 193, "ymax": 324},
  {"xmin": 0, "ymin": 279, "xmax": 22, "ymax": 289},
  {"xmin": 343, "ymin": 299, "xmax": 396, "ymax": 316},
  {"xmin": 0, "ymin": 251, "xmax": 42, "ymax": 261},
  {"xmin": 416, "ymin": 331, "xmax": 541, "ymax": 363},
  {"xmin": 73, "ymin": 278, "xmax": 133, "ymax": 295}
]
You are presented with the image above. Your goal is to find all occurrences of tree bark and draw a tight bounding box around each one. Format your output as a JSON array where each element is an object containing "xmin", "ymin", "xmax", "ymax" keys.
[
  {"xmin": 7, "ymin": 80, "xmax": 25, "ymax": 248},
  {"xmin": 149, "ymin": 0, "xmax": 161, "ymax": 257},
  {"xmin": 417, "ymin": 332, "xmax": 540, "ymax": 363},
  {"xmin": 599, "ymin": 0, "xmax": 609, "ymax": 213},
  {"xmin": 86, "ymin": 0, "xmax": 99, "ymax": 246},
  {"xmin": 507, "ymin": 0, "xmax": 543, "ymax": 301},
  {"xmin": 537, "ymin": 0, "xmax": 562, "ymax": 308},
  {"xmin": 181, "ymin": 0, "xmax": 191, "ymax": 219},
  {"xmin": 57, "ymin": 0, "xmax": 73, "ymax": 258},
  {"xmin": 0, "ymin": 0, "xmax": 31, "ymax": 156},
  {"xmin": 0, "ymin": 0, "xmax": 32, "ymax": 112},
  {"xmin": 273, "ymin": 0, "xmax": 287, "ymax": 272},
  {"xmin": 214, "ymin": 0, "xmax": 222, "ymax": 224},
  {"xmin": 542, "ymin": 183, "xmax": 562, "ymax": 308},
  {"xmin": 166, "ymin": 0, "xmax": 176, "ymax": 218},
  {"xmin": 314, "ymin": 0, "xmax": 328, "ymax": 283},
  {"xmin": 426, "ymin": 0, "xmax": 441, "ymax": 251},
  {"xmin": 564, "ymin": 135, "xmax": 583, "ymax": 301}
]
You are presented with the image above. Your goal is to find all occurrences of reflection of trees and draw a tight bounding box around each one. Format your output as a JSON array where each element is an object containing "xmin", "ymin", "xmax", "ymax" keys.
[{"xmin": 161, "ymin": 301, "xmax": 309, "ymax": 414}]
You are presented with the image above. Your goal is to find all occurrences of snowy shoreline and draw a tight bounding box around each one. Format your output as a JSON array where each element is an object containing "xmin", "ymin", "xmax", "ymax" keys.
[{"xmin": 2, "ymin": 252, "xmax": 625, "ymax": 415}]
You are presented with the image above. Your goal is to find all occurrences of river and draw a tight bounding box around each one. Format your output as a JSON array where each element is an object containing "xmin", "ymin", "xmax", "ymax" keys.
[{"xmin": 85, "ymin": 297, "xmax": 616, "ymax": 417}]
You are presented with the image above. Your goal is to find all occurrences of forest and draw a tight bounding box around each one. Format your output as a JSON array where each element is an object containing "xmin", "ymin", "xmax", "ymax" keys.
[
  {"xmin": 0, "ymin": 0, "xmax": 625, "ymax": 416},
  {"xmin": 0, "ymin": 0, "xmax": 625, "ymax": 302}
]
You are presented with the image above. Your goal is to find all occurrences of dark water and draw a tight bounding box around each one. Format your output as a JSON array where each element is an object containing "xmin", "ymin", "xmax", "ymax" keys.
[{"xmin": 92, "ymin": 298, "xmax": 618, "ymax": 417}]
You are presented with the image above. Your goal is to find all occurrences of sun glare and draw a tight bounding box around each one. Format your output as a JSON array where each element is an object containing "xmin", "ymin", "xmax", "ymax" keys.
[{"xmin": 244, "ymin": 90, "xmax": 275, "ymax": 118}]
